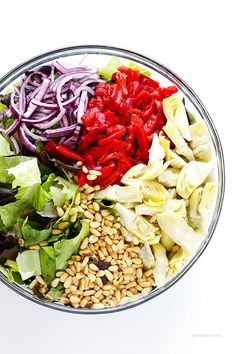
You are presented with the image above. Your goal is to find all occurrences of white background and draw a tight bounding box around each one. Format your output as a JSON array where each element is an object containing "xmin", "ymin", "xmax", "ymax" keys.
[{"xmin": 0, "ymin": 1, "xmax": 235, "ymax": 353}]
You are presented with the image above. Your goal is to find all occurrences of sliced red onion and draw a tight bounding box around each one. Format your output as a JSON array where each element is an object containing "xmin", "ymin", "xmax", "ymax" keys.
[
  {"xmin": 24, "ymin": 78, "xmax": 50, "ymax": 118},
  {"xmin": 10, "ymin": 136, "xmax": 20, "ymax": 154},
  {"xmin": 10, "ymin": 90, "xmax": 21, "ymax": 118},
  {"xmin": 22, "ymin": 123, "xmax": 48, "ymax": 141},
  {"xmin": 22, "ymin": 111, "xmax": 57, "ymax": 124},
  {"xmin": 29, "ymin": 99, "xmax": 58, "ymax": 110},
  {"xmin": 44, "ymin": 124, "xmax": 76, "ymax": 139},
  {"xmin": 63, "ymin": 125, "xmax": 82, "ymax": 147},
  {"xmin": 34, "ymin": 109, "xmax": 66, "ymax": 129},
  {"xmin": 77, "ymin": 90, "xmax": 88, "ymax": 124},
  {"xmin": 6, "ymin": 118, "xmax": 21, "ymax": 136},
  {"xmin": 18, "ymin": 127, "xmax": 36, "ymax": 152}
]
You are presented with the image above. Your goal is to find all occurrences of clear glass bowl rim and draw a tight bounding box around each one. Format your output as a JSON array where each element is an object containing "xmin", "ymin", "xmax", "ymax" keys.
[{"xmin": 0, "ymin": 45, "xmax": 225, "ymax": 314}]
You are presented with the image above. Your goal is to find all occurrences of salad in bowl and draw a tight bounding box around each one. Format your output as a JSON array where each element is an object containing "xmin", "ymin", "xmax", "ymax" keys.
[{"xmin": 0, "ymin": 46, "xmax": 224, "ymax": 312}]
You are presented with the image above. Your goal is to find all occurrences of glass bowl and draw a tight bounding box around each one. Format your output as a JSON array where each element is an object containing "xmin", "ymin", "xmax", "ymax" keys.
[{"xmin": 0, "ymin": 45, "xmax": 225, "ymax": 314}]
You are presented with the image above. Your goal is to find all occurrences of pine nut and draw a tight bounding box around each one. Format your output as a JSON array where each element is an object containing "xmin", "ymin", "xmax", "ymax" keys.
[
  {"xmin": 80, "ymin": 238, "xmax": 89, "ymax": 250},
  {"xmin": 74, "ymin": 193, "xmax": 81, "ymax": 205},
  {"xmin": 76, "ymin": 161, "xmax": 83, "ymax": 167},
  {"xmin": 104, "ymin": 270, "xmax": 113, "ymax": 281},
  {"xmin": 29, "ymin": 245, "xmax": 40, "ymax": 250},
  {"xmin": 69, "ymin": 207, "xmax": 78, "ymax": 216},
  {"xmin": 140, "ymin": 281, "xmax": 151, "ymax": 288},
  {"xmin": 64, "ymin": 276, "xmax": 72, "ymax": 288},
  {"xmin": 88, "ymin": 273, "xmax": 96, "ymax": 282},
  {"xmin": 84, "ymin": 186, "xmax": 94, "ymax": 194},
  {"xmin": 39, "ymin": 241, "xmax": 49, "ymax": 247},
  {"xmin": 70, "ymin": 213, "xmax": 78, "ymax": 223},
  {"xmin": 83, "ymin": 290, "xmax": 95, "ymax": 296},
  {"xmin": 70, "ymin": 296, "xmax": 80, "ymax": 303},
  {"xmin": 29, "ymin": 279, "xmax": 37, "ymax": 289},
  {"xmin": 89, "ymin": 235, "xmax": 99, "ymax": 243},
  {"xmin": 87, "ymin": 193, "xmax": 95, "ymax": 200},
  {"xmin": 87, "ymin": 174, "xmax": 97, "ymax": 181},
  {"xmin": 56, "ymin": 206, "xmax": 65, "ymax": 217},
  {"xmin": 56, "ymin": 271, "xmax": 64, "ymax": 277},
  {"xmin": 51, "ymin": 278, "xmax": 60, "ymax": 288},
  {"xmin": 92, "ymin": 303, "xmax": 105, "ymax": 309},
  {"xmin": 90, "ymin": 228, "xmax": 101, "ymax": 237},
  {"xmin": 105, "ymin": 236, "xmax": 112, "ymax": 245},
  {"xmin": 95, "ymin": 213, "xmax": 102, "ymax": 222},
  {"xmin": 75, "ymin": 205, "xmax": 84, "ymax": 213},
  {"xmin": 58, "ymin": 221, "xmax": 69, "ymax": 230},
  {"xmin": 136, "ymin": 268, "xmax": 143, "ymax": 279},
  {"xmin": 108, "ymin": 265, "xmax": 118, "ymax": 272},
  {"xmin": 95, "ymin": 278, "xmax": 103, "ymax": 287},
  {"xmin": 101, "ymin": 209, "xmax": 111, "ymax": 217},
  {"xmin": 144, "ymin": 269, "xmax": 153, "ymax": 277},
  {"xmin": 66, "ymin": 268, "xmax": 75, "ymax": 276},
  {"xmin": 84, "ymin": 210, "xmax": 94, "ymax": 219},
  {"xmin": 90, "ymin": 221, "xmax": 100, "ymax": 228},
  {"xmin": 92, "ymin": 202, "xmax": 100, "ymax": 211},
  {"xmin": 89, "ymin": 263, "xmax": 99, "ymax": 271},
  {"xmin": 96, "ymin": 270, "xmax": 105, "ymax": 277},
  {"xmin": 80, "ymin": 297, "xmax": 88, "ymax": 307},
  {"xmin": 82, "ymin": 166, "xmax": 89, "ymax": 174},
  {"xmin": 60, "ymin": 272, "xmax": 68, "ymax": 283}
]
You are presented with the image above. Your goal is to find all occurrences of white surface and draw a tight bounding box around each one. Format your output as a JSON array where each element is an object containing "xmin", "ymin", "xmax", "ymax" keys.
[{"xmin": 0, "ymin": 1, "xmax": 235, "ymax": 353}]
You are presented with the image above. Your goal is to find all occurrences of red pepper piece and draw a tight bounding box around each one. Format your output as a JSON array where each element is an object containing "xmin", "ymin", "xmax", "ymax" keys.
[
  {"xmin": 97, "ymin": 171, "xmax": 120, "ymax": 189},
  {"xmin": 131, "ymin": 114, "xmax": 149, "ymax": 162},
  {"xmin": 45, "ymin": 141, "xmax": 84, "ymax": 162},
  {"xmin": 107, "ymin": 124, "xmax": 126, "ymax": 135},
  {"xmin": 142, "ymin": 100, "xmax": 156, "ymax": 121},
  {"xmin": 139, "ymin": 74, "xmax": 160, "ymax": 88},
  {"xmin": 104, "ymin": 110, "xmax": 116, "ymax": 125},
  {"xmin": 98, "ymin": 127, "xmax": 126, "ymax": 146},
  {"xmin": 159, "ymin": 86, "xmax": 178, "ymax": 99}
]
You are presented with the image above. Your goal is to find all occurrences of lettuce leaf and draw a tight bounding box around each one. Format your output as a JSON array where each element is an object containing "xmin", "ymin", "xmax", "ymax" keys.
[
  {"xmin": 0, "ymin": 134, "xmax": 14, "ymax": 157},
  {"xmin": 16, "ymin": 250, "xmax": 41, "ymax": 280},
  {"xmin": 129, "ymin": 62, "xmax": 151, "ymax": 77},
  {"xmin": 46, "ymin": 283, "xmax": 64, "ymax": 301},
  {"xmin": 54, "ymin": 221, "xmax": 89, "ymax": 269},
  {"xmin": 39, "ymin": 246, "xmax": 56, "ymax": 284},
  {"xmin": 98, "ymin": 56, "xmax": 124, "ymax": 80},
  {"xmin": 7, "ymin": 157, "xmax": 41, "ymax": 188},
  {"xmin": 22, "ymin": 223, "xmax": 52, "ymax": 247},
  {"xmin": 0, "ymin": 200, "xmax": 32, "ymax": 232},
  {"xmin": 0, "ymin": 156, "xmax": 33, "ymax": 184},
  {"xmin": 16, "ymin": 183, "xmax": 49, "ymax": 211}
]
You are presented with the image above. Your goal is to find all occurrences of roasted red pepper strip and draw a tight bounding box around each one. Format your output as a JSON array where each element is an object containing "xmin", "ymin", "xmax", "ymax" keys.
[
  {"xmin": 45, "ymin": 141, "xmax": 84, "ymax": 162},
  {"xmin": 98, "ymin": 127, "xmax": 126, "ymax": 146},
  {"xmin": 97, "ymin": 171, "xmax": 120, "ymax": 189},
  {"xmin": 131, "ymin": 114, "xmax": 149, "ymax": 161}
]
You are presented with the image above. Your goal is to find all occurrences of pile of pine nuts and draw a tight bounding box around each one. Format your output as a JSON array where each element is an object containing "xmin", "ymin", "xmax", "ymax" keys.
[{"xmin": 46, "ymin": 183, "xmax": 155, "ymax": 309}]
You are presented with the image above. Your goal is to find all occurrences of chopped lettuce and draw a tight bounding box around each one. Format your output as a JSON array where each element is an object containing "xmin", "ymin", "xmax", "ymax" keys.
[
  {"xmin": 22, "ymin": 223, "xmax": 52, "ymax": 247},
  {"xmin": 156, "ymin": 212, "xmax": 197, "ymax": 254},
  {"xmin": 0, "ymin": 134, "xmax": 14, "ymax": 157},
  {"xmin": 129, "ymin": 62, "xmax": 151, "ymax": 77},
  {"xmin": 98, "ymin": 56, "xmax": 124, "ymax": 80},
  {"xmin": 7, "ymin": 158, "xmax": 41, "ymax": 188},
  {"xmin": 152, "ymin": 243, "xmax": 169, "ymax": 287},
  {"xmin": 16, "ymin": 183, "xmax": 49, "ymax": 211},
  {"xmin": 39, "ymin": 246, "xmax": 56, "ymax": 284},
  {"xmin": 47, "ymin": 283, "xmax": 64, "ymax": 301},
  {"xmin": 0, "ymin": 199, "xmax": 32, "ymax": 232},
  {"xmin": 49, "ymin": 176, "xmax": 79, "ymax": 207},
  {"xmin": 95, "ymin": 184, "xmax": 142, "ymax": 203},
  {"xmin": 163, "ymin": 96, "xmax": 192, "ymax": 141},
  {"xmin": 54, "ymin": 221, "xmax": 89, "ymax": 269},
  {"xmin": 16, "ymin": 250, "xmax": 41, "ymax": 280},
  {"xmin": 0, "ymin": 156, "xmax": 32, "ymax": 184},
  {"xmin": 176, "ymin": 161, "xmax": 213, "ymax": 199}
]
